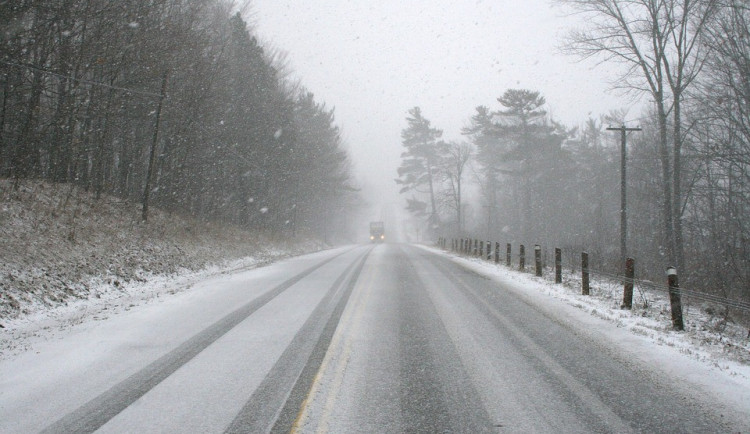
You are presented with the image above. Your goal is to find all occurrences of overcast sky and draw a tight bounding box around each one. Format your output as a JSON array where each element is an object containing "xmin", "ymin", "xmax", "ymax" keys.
[{"xmin": 249, "ymin": 0, "xmax": 637, "ymax": 214}]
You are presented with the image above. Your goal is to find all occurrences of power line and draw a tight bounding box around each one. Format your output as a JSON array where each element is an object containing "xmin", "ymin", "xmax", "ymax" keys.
[{"xmin": 0, "ymin": 59, "xmax": 164, "ymax": 99}]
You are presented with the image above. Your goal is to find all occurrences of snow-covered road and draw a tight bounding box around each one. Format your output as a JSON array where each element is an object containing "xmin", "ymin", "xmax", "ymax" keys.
[{"xmin": 1, "ymin": 244, "xmax": 748, "ymax": 432}]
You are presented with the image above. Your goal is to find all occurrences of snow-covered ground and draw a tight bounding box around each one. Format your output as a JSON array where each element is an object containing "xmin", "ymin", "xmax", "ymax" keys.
[
  {"xmin": 422, "ymin": 244, "xmax": 750, "ymax": 413},
  {"xmin": 1, "ymin": 239, "xmax": 748, "ymax": 430},
  {"xmin": 0, "ymin": 180, "xmax": 328, "ymax": 359},
  {"xmin": 1, "ymin": 253, "xmax": 280, "ymax": 359},
  {"xmin": 0, "ymin": 246, "xmax": 359, "ymax": 433},
  {"xmin": 2, "ymin": 177, "xmax": 749, "ymax": 418}
]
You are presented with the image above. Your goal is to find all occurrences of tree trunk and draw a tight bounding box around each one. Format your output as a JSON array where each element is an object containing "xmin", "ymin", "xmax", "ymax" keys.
[
  {"xmin": 13, "ymin": 69, "xmax": 44, "ymax": 179},
  {"xmin": 657, "ymin": 97, "xmax": 675, "ymax": 265},
  {"xmin": 0, "ymin": 71, "xmax": 9, "ymax": 175},
  {"xmin": 426, "ymin": 160, "xmax": 438, "ymax": 229},
  {"xmin": 673, "ymin": 92, "xmax": 685, "ymax": 274}
]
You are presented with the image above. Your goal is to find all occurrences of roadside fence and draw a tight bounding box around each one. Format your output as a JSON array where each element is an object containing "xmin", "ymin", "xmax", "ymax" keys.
[{"xmin": 436, "ymin": 237, "xmax": 750, "ymax": 331}]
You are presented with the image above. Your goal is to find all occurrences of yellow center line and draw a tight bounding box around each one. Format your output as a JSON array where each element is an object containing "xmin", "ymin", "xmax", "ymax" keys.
[
  {"xmin": 315, "ymin": 338, "xmax": 353, "ymax": 434},
  {"xmin": 290, "ymin": 258, "xmax": 375, "ymax": 433}
]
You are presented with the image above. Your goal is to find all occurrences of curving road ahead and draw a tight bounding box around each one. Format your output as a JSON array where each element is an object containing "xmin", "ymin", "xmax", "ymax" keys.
[{"xmin": 1, "ymin": 244, "xmax": 747, "ymax": 433}]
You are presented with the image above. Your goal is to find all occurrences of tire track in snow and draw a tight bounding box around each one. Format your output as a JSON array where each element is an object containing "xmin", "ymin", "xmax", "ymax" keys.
[
  {"xmin": 418, "ymin": 249, "xmax": 731, "ymax": 432},
  {"xmin": 40, "ymin": 247, "xmax": 357, "ymax": 434},
  {"xmin": 224, "ymin": 246, "xmax": 371, "ymax": 433}
]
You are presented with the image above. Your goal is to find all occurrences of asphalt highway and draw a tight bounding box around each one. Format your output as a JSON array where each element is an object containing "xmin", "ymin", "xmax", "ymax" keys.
[{"xmin": 1, "ymin": 243, "xmax": 746, "ymax": 433}]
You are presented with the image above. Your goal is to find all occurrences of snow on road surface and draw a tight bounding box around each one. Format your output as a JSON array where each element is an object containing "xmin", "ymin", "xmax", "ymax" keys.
[
  {"xmin": 0, "ymin": 243, "xmax": 748, "ymax": 432},
  {"xmin": 296, "ymin": 245, "xmax": 750, "ymax": 432},
  {"xmin": 0, "ymin": 246, "xmax": 359, "ymax": 433},
  {"xmin": 422, "ymin": 245, "xmax": 750, "ymax": 424}
]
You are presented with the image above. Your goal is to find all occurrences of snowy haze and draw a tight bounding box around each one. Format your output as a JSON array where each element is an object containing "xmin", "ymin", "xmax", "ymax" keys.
[{"xmin": 250, "ymin": 0, "xmax": 633, "ymax": 225}]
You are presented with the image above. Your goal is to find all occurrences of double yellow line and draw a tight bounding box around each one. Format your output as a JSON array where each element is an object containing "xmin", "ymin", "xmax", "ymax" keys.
[{"xmin": 290, "ymin": 255, "xmax": 377, "ymax": 433}]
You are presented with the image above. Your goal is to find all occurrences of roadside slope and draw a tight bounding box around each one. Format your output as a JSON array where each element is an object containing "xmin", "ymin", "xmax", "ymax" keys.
[{"xmin": 0, "ymin": 180, "xmax": 325, "ymax": 326}]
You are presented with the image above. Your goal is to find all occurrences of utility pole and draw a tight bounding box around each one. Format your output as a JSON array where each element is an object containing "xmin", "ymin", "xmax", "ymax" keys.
[
  {"xmin": 607, "ymin": 125, "xmax": 641, "ymax": 271},
  {"xmin": 142, "ymin": 70, "xmax": 169, "ymax": 222}
]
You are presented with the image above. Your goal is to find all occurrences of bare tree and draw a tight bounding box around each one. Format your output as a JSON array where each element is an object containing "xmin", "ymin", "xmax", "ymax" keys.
[
  {"xmin": 1, "ymin": 0, "xmax": 360, "ymax": 240},
  {"xmin": 560, "ymin": 0, "xmax": 719, "ymax": 271},
  {"xmin": 441, "ymin": 141, "xmax": 472, "ymax": 236},
  {"xmin": 688, "ymin": 0, "xmax": 750, "ymax": 301}
]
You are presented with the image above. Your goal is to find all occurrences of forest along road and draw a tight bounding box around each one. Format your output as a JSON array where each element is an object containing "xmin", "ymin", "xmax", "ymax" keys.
[{"xmin": 1, "ymin": 244, "xmax": 747, "ymax": 433}]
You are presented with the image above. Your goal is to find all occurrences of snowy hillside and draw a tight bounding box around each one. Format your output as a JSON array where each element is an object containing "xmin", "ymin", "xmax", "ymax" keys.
[{"xmin": 0, "ymin": 180, "xmax": 325, "ymax": 326}]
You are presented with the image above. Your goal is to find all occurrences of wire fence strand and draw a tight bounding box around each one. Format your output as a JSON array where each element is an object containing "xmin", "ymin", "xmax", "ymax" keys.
[
  {"xmin": 448, "ymin": 239, "xmax": 750, "ymax": 313},
  {"xmin": 583, "ymin": 267, "xmax": 750, "ymax": 312}
]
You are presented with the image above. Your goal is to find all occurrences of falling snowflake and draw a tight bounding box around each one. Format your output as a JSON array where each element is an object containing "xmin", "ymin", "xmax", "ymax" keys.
[
  {"xmin": 274, "ymin": 129, "xmax": 283, "ymax": 139},
  {"xmin": 260, "ymin": 207, "xmax": 268, "ymax": 214}
]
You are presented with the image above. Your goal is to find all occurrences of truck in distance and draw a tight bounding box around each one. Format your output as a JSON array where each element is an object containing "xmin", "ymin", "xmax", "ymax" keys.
[{"xmin": 369, "ymin": 221, "xmax": 385, "ymax": 242}]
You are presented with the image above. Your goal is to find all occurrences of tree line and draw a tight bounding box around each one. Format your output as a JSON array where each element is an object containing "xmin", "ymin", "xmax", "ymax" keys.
[
  {"xmin": 396, "ymin": 0, "xmax": 750, "ymax": 309},
  {"xmin": 1, "ymin": 0, "xmax": 359, "ymax": 240}
]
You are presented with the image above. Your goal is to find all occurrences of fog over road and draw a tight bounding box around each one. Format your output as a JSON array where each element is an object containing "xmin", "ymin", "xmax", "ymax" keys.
[{"xmin": 1, "ymin": 244, "xmax": 745, "ymax": 433}]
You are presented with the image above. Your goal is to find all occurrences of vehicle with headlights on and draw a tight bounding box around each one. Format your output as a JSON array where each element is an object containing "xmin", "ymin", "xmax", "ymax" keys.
[{"xmin": 369, "ymin": 221, "xmax": 385, "ymax": 242}]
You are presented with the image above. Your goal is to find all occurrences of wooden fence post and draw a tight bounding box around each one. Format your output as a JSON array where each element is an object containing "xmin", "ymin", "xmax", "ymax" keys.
[
  {"xmin": 479, "ymin": 240, "xmax": 484, "ymax": 258},
  {"xmin": 667, "ymin": 267, "xmax": 684, "ymax": 331},
  {"xmin": 622, "ymin": 257, "xmax": 634, "ymax": 309},
  {"xmin": 519, "ymin": 245, "xmax": 525, "ymax": 271},
  {"xmin": 474, "ymin": 239, "xmax": 478, "ymax": 256},
  {"xmin": 506, "ymin": 243, "xmax": 511, "ymax": 266},
  {"xmin": 534, "ymin": 245, "xmax": 542, "ymax": 277},
  {"xmin": 495, "ymin": 242, "xmax": 500, "ymax": 263},
  {"xmin": 582, "ymin": 252, "xmax": 590, "ymax": 295},
  {"xmin": 555, "ymin": 248, "xmax": 562, "ymax": 284}
]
